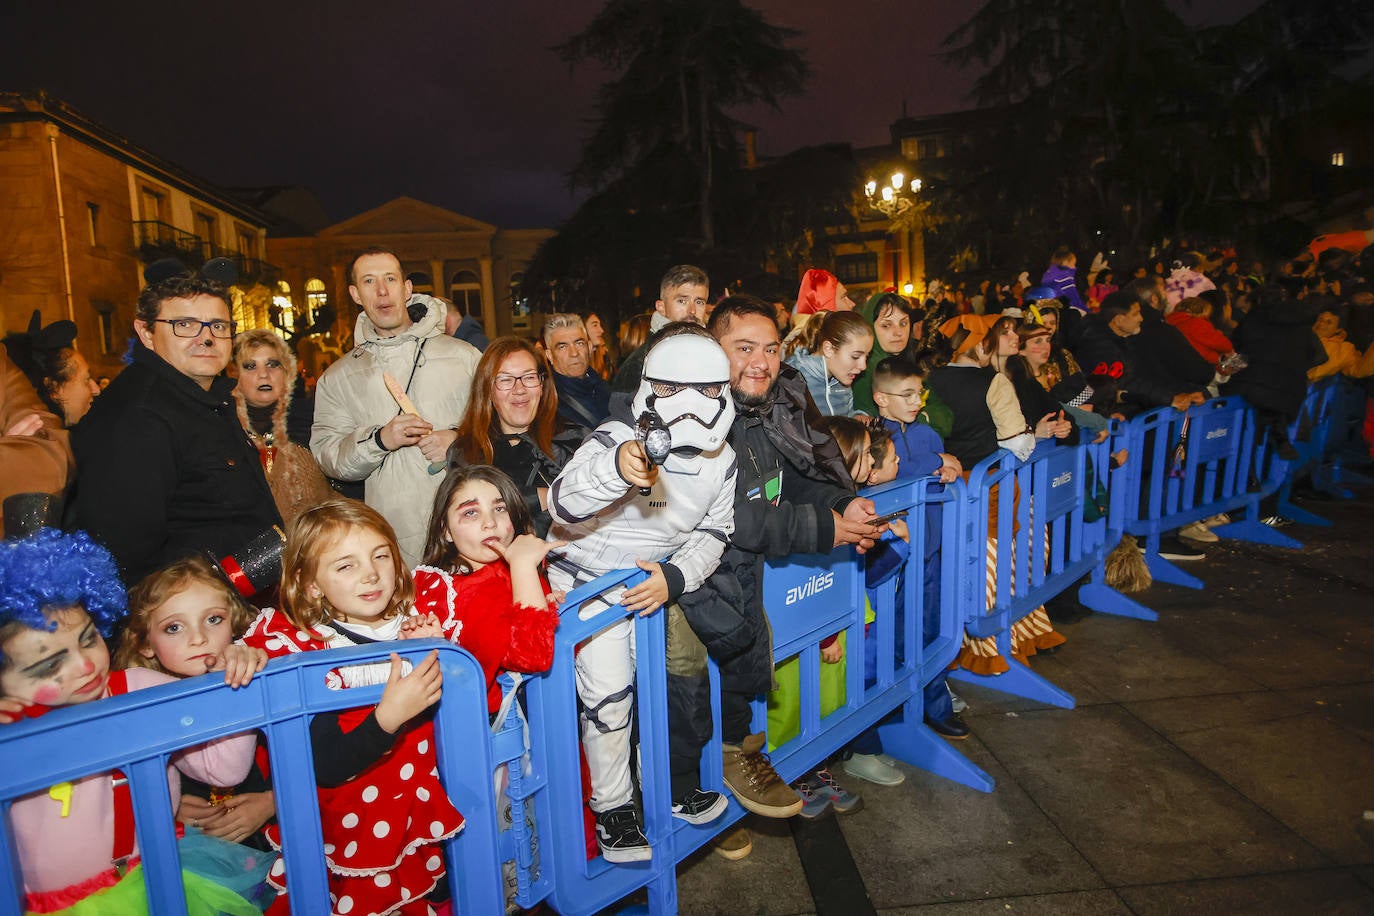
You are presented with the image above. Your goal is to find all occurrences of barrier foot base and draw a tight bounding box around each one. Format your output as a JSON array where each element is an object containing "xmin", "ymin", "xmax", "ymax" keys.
[
  {"xmin": 1333, "ymin": 466, "xmax": 1374, "ymax": 487},
  {"xmin": 949, "ymin": 659, "xmax": 1076, "ymax": 710},
  {"xmin": 1272, "ymin": 497, "xmax": 1332, "ymax": 527},
  {"xmin": 1212, "ymin": 518, "xmax": 1303, "ymax": 549},
  {"xmin": 1312, "ymin": 477, "xmax": 1355, "ymax": 499},
  {"xmin": 879, "ymin": 718, "xmax": 994, "ymax": 793},
  {"xmin": 1144, "ymin": 552, "xmax": 1205, "ymax": 590},
  {"xmin": 1078, "ymin": 583, "xmax": 1157, "ymax": 622}
]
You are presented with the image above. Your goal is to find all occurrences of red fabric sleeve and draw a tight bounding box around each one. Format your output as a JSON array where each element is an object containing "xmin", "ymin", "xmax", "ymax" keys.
[{"xmin": 504, "ymin": 604, "xmax": 559, "ymax": 674}]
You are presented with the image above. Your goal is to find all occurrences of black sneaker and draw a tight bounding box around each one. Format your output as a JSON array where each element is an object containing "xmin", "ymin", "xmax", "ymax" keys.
[
  {"xmin": 671, "ymin": 788, "xmax": 728, "ymax": 825},
  {"xmin": 595, "ymin": 803, "xmax": 651, "ymax": 863},
  {"xmin": 1158, "ymin": 536, "xmax": 1206, "ymax": 561}
]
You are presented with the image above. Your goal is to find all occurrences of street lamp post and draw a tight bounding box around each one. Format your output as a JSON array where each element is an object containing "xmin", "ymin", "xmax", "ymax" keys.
[
  {"xmin": 864, "ymin": 171, "xmax": 923, "ymax": 220},
  {"xmin": 863, "ymin": 170, "xmax": 926, "ymax": 296}
]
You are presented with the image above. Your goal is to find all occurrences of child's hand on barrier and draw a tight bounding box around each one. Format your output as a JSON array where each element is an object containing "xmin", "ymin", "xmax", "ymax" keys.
[
  {"xmin": 622, "ymin": 560, "xmax": 669, "ymax": 616},
  {"xmin": 0, "ymin": 697, "xmax": 28, "ymax": 724},
  {"xmin": 400, "ymin": 611, "xmax": 445, "ymax": 640},
  {"xmin": 887, "ymin": 518, "xmax": 910, "ymax": 542},
  {"xmin": 202, "ymin": 791, "xmax": 276, "ymax": 845},
  {"xmin": 374, "ymin": 652, "xmax": 443, "ymax": 730},
  {"xmin": 1093, "ymin": 428, "xmax": 1110, "ymax": 444},
  {"xmin": 940, "ymin": 453, "xmax": 963, "ymax": 475},
  {"xmin": 376, "ymin": 650, "xmax": 443, "ymax": 734},
  {"xmin": 616, "ymin": 440, "xmax": 659, "ymax": 490},
  {"xmin": 212, "ymin": 645, "xmax": 268, "ymax": 688},
  {"xmin": 935, "ymin": 464, "xmax": 959, "ymax": 484},
  {"xmin": 820, "ymin": 638, "xmax": 845, "ymax": 664}
]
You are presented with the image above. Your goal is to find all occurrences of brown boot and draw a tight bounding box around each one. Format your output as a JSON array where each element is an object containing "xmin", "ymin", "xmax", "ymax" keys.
[
  {"xmin": 721, "ymin": 732, "xmax": 803, "ymax": 818},
  {"xmin": 712, "ymin": 826, "xmax": 753, "ymax": 860}
]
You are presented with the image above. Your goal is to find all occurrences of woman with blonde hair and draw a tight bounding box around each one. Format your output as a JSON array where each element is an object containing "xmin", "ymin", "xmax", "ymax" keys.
[{"xmin": 232, "ymin": 328, "xmax": 335, "ymax": 524}]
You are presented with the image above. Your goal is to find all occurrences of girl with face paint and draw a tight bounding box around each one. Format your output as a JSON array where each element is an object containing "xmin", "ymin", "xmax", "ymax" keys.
[{"xmin": 0, "ymin": 530, "xmax": 268, "ymax": 914}]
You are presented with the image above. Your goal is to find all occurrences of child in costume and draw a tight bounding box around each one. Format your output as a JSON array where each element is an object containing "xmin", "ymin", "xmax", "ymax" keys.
[
  {"xmin": 545, "ymin": 327, "xmax": 736, "ymax": 863},
  {"xmin": 240, "ymin": 499, "xmax": 464, "ymax": 916},
  {"xmin": 0, "ymin": 529, "xmax": 267, "ymax": 915},
  {"xmin": 115, "ymin": 555, "xmax": 277, "ymax": 851},
  {"xmin": 414, "ymin": 464, "xmax": 560, "ymax": 714},
  {"xmin": 414, "ymin": 464, "xmax": 560, "ymax": 906}
]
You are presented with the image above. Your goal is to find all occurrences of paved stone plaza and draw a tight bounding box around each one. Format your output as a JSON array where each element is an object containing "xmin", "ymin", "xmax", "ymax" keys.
[{"xmin": 674, "ymin": 491, "xmax": 1374, "ymax": 915}]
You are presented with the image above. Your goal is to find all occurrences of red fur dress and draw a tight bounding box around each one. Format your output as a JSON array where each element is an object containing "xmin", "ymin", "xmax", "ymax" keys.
[
  {"xmin": 241, "ymin": 608, "xmax": 465, "ymax": 916},
  {"xmin": 411, "ymin": 563, "xmax": 559, "ymax": 713}
]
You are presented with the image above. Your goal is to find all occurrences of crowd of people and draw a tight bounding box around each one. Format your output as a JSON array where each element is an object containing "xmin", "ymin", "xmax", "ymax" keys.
[{"xmin": 1, "ymin": 235, "xmax": 1372, "ymax": 914}]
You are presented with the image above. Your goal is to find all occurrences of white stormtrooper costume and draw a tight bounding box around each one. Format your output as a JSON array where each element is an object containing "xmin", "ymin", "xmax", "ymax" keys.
[{"xmin": 546, "ymin": 333, "xmax": 737, "ymax": 814}]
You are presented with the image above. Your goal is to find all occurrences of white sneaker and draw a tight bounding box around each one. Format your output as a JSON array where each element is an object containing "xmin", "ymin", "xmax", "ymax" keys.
[
  {"xmin": 1179, "ymin": 521, "xmax": 1219, "ymax": 543},
  {"xmin": 948, "ymin": 686, "xmax": 968, "ymax": 714}
]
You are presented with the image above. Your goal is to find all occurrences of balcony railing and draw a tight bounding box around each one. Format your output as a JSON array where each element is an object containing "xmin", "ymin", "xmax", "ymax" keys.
[
  {"xmin": 132, "ymin": 221, "xmax": 280, "ymax": 287},
  {"xmin": 133, "ymin": 220, "xmax": 205, "ymax": 266}
]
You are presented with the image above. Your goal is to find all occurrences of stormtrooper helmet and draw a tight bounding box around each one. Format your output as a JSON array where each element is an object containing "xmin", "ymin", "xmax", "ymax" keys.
[{"xmin": 631, "ymin": 333, "xmax": 735, "ymax": 453}]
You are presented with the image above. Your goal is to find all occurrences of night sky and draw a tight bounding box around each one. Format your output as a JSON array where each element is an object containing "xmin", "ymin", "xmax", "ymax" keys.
[{"xmin": 3, "ymin": 0, "xmax": 1257, "ymax": 230}]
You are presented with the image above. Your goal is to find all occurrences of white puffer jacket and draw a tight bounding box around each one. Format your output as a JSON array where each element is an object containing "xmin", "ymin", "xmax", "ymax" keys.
[{"xmin": 311, "ymin": 295, "xmax": 481, "ymax": 563}]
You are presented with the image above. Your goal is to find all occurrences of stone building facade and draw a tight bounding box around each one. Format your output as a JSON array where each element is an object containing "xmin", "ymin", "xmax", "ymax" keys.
[{"xmin": 0, "ymin": 92, "xmax": 272, "ymax": 377}]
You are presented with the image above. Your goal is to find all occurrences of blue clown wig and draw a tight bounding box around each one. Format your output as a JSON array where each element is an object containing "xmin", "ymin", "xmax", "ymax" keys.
[{"xmin": 0, "ymin": 530, "xmax": 126, "ymax": 660}]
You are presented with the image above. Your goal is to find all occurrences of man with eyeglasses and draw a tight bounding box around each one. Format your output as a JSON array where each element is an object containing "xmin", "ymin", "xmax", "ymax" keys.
[{"xmin": 72, "ymin": 275, "xmax": 281, "ymax": 586}]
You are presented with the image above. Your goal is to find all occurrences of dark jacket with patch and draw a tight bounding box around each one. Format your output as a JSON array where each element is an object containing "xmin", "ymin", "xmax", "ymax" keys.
[
  {"xmin": 71, "ymin": 342, "xmax": 281, "ymax": 585},
  {"xmin": 1073, "ymin": 316, "xmax": 1187, "ymax": 418},
  {"xmin": 678, "ymin": 363, "xmax": 854, "ymax": 693}
]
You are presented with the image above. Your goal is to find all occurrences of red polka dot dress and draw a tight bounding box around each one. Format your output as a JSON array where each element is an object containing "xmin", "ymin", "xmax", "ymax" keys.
[{"xmin": 243, "ymin": 608, "xmax": 465, "ymax": 916}]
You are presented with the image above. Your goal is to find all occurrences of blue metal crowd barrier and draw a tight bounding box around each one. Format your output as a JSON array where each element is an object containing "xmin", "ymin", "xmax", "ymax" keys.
[
  {"xmin": 17, "ymin": 398, "xmax": 1355, "ymax": 914},
  {"xmin": 766, "ymin": 476, "xmax": 991, "ymax": 794},
  {"xmin": 949, "ymin": 430, "xmax": 1155, "ymax": 709},
  {"xmin": 1279, "ymin": 378, "xmax": 1374, "ymax": 525},
  {"xmin": 0, "ymin": 641, "xmax": 505, "ymax": 915},
  {"xmin": 1118, "ymin": 396, "xmax": 1302, "ymax": 589},
  {"xmin": 519, "ymin": 474, "xmax": 989, "ymax": 914}
]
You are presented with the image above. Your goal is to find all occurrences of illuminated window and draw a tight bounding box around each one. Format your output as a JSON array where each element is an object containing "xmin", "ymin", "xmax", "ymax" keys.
[
  {"xmin": 306, "ymin": 278, "xmax": 328, "ymax": 324},
  {"xmin": 86, "ymin": 203, "xmax": 99, "ymax": 247},
  {"xmin": 901, "ymin": 137, "xmax": 919, "ymax": 160},
  {"xmin": 1331, "ymin": 152, "xmax": 1345, "ymax": 167},
  {"xmin": 231, "ymin": 287, "xmax": 249, "ymax": 329},
  {"xmin": 273, "ymin": 281, "xmax": 294, "ymax": 333}
]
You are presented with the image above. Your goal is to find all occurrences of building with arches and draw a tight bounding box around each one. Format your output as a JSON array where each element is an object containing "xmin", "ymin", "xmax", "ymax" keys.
[{"xmin": 266, "ymin": 196, "xmax": 553, "ymax": 360}]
